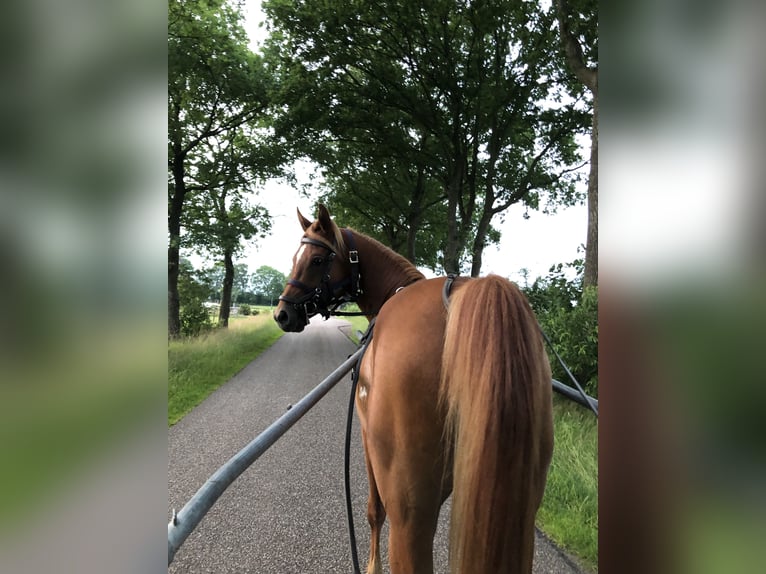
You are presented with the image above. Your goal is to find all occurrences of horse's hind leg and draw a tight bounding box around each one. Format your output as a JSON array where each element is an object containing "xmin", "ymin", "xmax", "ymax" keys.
[
  {"xmin": 362, "ymin": 429, "xmax": 386, "ymax": 574},
  {"xmin": 377, "ymin": 450, "xmax": 442, "ymax": 573},
  {"xmin": 385, "ymin": 493, "xmax": 440, "ymax": 574}
]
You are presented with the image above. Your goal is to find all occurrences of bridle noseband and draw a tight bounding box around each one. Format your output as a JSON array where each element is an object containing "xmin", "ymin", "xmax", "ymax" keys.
[{"xmin": 278, "ymin": 229, "xmax": 363, "ymax": 323}]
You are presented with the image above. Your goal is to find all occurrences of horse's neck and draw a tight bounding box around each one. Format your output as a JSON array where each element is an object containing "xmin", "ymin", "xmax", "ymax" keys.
[{"xmin": 352, "ymin": 232, "xmax": 422, "ymax": 315}]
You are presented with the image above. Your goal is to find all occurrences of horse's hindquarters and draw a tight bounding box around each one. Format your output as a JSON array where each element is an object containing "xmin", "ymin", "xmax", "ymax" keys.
[{"xmin": 357, "ymin": 278, "xmax": 452, "ymax": 573}]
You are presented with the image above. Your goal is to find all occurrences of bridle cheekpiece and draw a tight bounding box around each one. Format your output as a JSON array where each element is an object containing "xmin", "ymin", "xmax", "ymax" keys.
[{"xmin": 278, "ymin": 228, "xmax": 363, "ymax": 323}]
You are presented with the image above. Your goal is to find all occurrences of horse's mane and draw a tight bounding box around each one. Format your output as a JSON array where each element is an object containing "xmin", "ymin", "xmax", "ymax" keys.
[
  {"xmin": 306, "ymin": 219, "xmax": 425, "ymax": 289},
  {"xmin": 347, "ymin": 227, "xmax": 425, "ymax": 286}
]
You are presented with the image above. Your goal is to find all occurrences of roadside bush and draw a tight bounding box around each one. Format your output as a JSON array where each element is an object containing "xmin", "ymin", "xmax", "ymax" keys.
[
  {"xmin": 180, "ymin": 301, "xmax": 212, "ymax": 337},
  {"xmin": 239, "ymin": 304, "xmax": 252, "ymax": 316},
  {"xmin": 524, "ymin": 263, "xmax": 598, "ymax": 398},
  {"xmin": 178, "ymin": 258, "xmax": 213, "ymax": 337}
]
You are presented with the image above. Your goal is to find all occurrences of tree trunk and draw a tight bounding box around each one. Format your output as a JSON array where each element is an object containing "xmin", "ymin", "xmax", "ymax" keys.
[
  {"xmin": 405, "ymin": 165, "xmax": 426, "ymax": 264},
  {"xmin": 218, "ymin": 250, "xmax": 235, "ymax": 327},
  {"xmin": 168, "ymin": 243, "xmax": 181, "ymax": 338},
  {"xmin": 444, "ymin": 180, "xmax": 461, "ymax": 275},
  {"xmin": 470, "ymin": 119, "xmax": 502, "ymax": 278},
  {"xmin": 470, "ymin": 206, "xmax": 494, "ymax": 278},
  {"xmin": 583, "ymin": 99, "xmax": 598, "ymax": 288},
  {"xmin": 555, "ymin": 0, "xmax": 598, "ymax": 288},
  {"xmin": 168, "ymin": 147, "xmax": 186, "ymax": 338},
  {"xmin": 405, "ymin": 218, "xmax": 418, "ymax": 264}
]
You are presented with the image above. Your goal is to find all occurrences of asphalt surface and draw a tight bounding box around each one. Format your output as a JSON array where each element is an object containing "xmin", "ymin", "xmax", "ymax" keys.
[{"xmin": 168, "ymin": 317, "xmax": 589, "ymax": 573}]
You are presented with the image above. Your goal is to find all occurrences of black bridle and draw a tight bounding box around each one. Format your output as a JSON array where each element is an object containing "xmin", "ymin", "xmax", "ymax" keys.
[{"xmin": 278, "ymin": 229, "xmax": 363, "ymax": 322}]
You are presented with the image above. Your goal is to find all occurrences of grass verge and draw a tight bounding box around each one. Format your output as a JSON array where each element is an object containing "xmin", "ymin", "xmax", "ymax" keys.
[
  {"xmin": 168, "ymin": 313, "xmax": 283, "ymax": 426},
  {"xmin": 537, "ymin": 395, "xmax": 599, "ymax": 571},
  {"xmin": 333, "ymin": 304, "xmax": 370, "ymax": 344},
  {"xmin": 344, "ymin": 315, "xmax": 370, "ymax": 344}
]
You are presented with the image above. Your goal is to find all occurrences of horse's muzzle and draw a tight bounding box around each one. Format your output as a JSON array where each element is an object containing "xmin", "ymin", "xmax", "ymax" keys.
[{"xmin": 274, "ymin": 305, "xmax": 307, "ymax": 333}]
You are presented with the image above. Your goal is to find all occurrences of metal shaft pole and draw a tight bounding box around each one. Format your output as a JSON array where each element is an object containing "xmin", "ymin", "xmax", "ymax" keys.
[
  {"xmin": 168, "ymin": 346, "xmax": 365, "ymax": 565},
  {"xmin": 551, "ymin": 378, "xmax": 598, "ymax": 411}
]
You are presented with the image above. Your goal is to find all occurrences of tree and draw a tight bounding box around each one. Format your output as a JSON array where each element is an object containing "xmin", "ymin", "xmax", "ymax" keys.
[
  {"xmin": 251, "ymin": 266, "xmax": 288, "ymax": 306},
  {"xmin": 318, "ymin": 158, "xmax": 447, "ymax": 271},
  {"xmin": 168, "ymin": 0, "xmax": 280, "ymax": 337},
  {"xmin": 181, "ymin": 132, "xmax": 272, "ymax": 326},
  {"xmin": 203, "ymin": 263, "xmax": 225, "ymax": 302},
  {"xmin": 262, "ymin": 5, "xmax": 449, "ymax": 270},
  {"xmin": 555, "ymin": 0, "xmax": 598, "ymax": 288},
  {"xmin": 264, "ymin": 0, "xmax": 589, "ymax": 276}
]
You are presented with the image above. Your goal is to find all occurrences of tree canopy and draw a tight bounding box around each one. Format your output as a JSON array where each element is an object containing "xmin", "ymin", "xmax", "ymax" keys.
[
  {"xmin": 168, "ymin": 0, "xmax": 286, "ymax": 335},
  {"xmin": 251, "ymin": 265, "xmax": 288, "ymax": 303},
  {"xmin": 263, "ymin": 0, "xmax": 590, "ymax": 275},
  {"xmin": 168, "ymin": 0, "xmax": 598, "ymax": 336}
]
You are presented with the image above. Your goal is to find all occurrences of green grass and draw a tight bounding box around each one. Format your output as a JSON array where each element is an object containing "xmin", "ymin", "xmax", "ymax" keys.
[
  {"xmin": 334, "ymin": 304, "xmax": 370, "ymax": 344},
  {"xmin": 344, "ymin": 315, "xmax": 370, "ymax": 344},
  {"xmin": 537, "ymin": 395, "xmax": 599, "ymax": 571},
  {"xmin": 169, "ymin": 313, "xmax": 284, "ymax": 426}
]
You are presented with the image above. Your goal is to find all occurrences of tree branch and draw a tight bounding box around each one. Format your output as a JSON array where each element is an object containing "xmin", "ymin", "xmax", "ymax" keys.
[{"xmin": 554, "ymin": 0, "xmax": 597, "ymax": 94}]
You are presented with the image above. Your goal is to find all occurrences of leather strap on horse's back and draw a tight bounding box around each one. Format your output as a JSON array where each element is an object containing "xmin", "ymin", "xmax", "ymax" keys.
[
  {"xmin": 342, "ymin": 228, "xmax": 362, "ymax": 300},
  {"xmin": 442, "ymin": 273, "xmax": 458, "ymax": 310}
]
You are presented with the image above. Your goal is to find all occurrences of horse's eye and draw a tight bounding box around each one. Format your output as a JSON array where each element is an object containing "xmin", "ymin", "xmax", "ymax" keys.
[{"xmin": 311, "ymin": 256, "xmax": 324, "ymax": 266}]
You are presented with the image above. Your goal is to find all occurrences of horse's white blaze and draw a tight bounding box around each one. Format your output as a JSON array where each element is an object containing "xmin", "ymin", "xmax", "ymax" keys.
[{"xmin": 295, "ymin": 244, "xmax": 308, "ymax": 264}]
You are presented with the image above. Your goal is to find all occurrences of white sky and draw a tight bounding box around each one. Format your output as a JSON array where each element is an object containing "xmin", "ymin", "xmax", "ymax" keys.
[
  {"xmin": 188, "ymin": 1, "xmax": 589, "ymax": 285},
  {"xmin": 239, "ymin": 167, "xmax": 587, "ymax": 284}
]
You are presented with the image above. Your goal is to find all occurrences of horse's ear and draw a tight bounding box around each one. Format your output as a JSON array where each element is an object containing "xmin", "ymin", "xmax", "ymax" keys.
[
  {"xmin": 316, "ymin": 204, "xmax": 334, "ymax": 236},
  {"xmin": 297, "ymin": 208, "xmax": 312, "ymax": 231}
]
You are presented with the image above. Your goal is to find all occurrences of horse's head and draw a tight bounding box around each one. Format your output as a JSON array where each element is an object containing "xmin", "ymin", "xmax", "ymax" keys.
[{"xmin": 273, "ymin": 204, "xmax": 357, "ymax": 332}]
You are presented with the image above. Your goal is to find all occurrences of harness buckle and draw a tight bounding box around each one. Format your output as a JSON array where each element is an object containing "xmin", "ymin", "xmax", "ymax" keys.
[{"xmin": 349, "ymin": 250, "xmax": 359, "ymax": 264}]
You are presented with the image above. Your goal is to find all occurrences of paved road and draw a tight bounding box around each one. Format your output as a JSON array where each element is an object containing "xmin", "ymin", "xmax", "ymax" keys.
[{"xmin": 168, "ymin": 317, "xmax": 588, "ymax": 573}]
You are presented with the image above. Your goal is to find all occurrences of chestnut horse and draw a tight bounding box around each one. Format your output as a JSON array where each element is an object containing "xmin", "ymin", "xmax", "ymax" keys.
[{"xmin": 274, "ymin": 205, "xmax": 553, "ymax": 574}]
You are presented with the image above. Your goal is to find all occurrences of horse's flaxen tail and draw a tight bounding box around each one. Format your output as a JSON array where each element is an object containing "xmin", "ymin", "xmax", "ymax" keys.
[{"xmin": 440, "ymin": 275, "xmax": 554, "ymax": 574}]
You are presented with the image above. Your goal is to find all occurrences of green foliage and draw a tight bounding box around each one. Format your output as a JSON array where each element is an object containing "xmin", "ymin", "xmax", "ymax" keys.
[
  {"xmin": 182, "ymin": 185, "xmax": 272, "ymax": 261},
  {"xmin": 168, "ymin": 0, "xmax": 290, "ymax": 335},
  {"xmin": 239, "ymin": 303, "xmax": 252, "ymax": 316},
  {"xmin": 178, "ymin": 258, "xmax": 214, "ymax": 337},
  {"xmin": 537, "ymin": 396, "xmax": 598, "ymax": 570},
  {"xmin": 251, "ymin": 265, "xmax": 288, "ymax": 302},
  {"xmin": 180, "ymin": 301, "xmax": 212, "ymax": 338},
  {"xmin": 318, "ymin": 169, "xmax": 447, "ymax": 271},
  {"xmin": 263, "ymin": 0, "xmax": 590, "ymax": 275},
  {"xmin": 524, "ymin": 262, "xmax": 598, "ymax": 397}
]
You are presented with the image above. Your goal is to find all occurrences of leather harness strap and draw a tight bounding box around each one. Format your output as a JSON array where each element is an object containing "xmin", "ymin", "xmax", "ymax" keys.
[
  {"xmin": 342, "ymin": 228, "xmax": 362, "ymax": 300},
  {"xmin": 442, "ymin": 273, "xmax": 458, "ymax": 310},
  {"xmin": 278, "ymin": 228, "xmax": 364, "ymax": 320}
]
